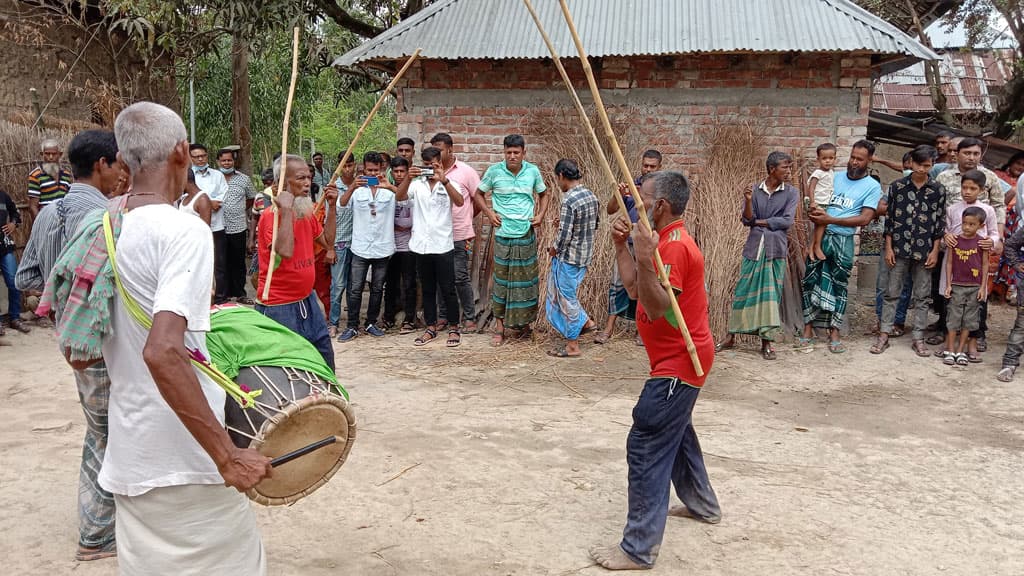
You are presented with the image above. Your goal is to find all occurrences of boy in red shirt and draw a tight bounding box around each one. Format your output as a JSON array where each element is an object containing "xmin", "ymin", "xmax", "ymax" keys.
[
  {"xmin": 590, "ymin": 171, "xmax": 719, "ymax": 571},
  {"xmin": 941, "ymin": 205, "xmax": 988, "ymax": 366},
  {"xmin": 256, "ymin": 154, "xmax": 337, "ymax": 370}
]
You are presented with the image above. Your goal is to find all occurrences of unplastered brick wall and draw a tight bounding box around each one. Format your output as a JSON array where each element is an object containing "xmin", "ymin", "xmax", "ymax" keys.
[{"xmin": 395, "ymin": 53, "xmax": 874, "ymax": 175}]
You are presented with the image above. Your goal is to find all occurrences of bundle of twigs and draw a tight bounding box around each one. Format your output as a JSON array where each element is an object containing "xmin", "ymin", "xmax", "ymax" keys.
[{"xmin": 689, "ymin": 121, "xmax": 768, "ymax": 339}]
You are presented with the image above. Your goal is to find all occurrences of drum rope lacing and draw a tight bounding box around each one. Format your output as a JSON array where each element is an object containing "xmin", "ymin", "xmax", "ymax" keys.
[
  {"xmin": 102, "ymin": 210, "xmax": 262, "ymax": 409},
  {"xmin": 223, "ymin": 366, "xmax": 321, "ymax": 441}
]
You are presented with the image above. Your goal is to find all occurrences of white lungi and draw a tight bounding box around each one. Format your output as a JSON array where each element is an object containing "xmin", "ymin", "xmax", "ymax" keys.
[{"xmin": 114, "ymin": 484, "xmax": 266, "ymax": 576}]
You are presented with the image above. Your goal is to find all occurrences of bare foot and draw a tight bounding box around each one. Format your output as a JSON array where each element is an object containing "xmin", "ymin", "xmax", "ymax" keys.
[
  {"xmin": 668, "ymin": 505, "xmax": 721, "ymax": 524},
  {"xmin": 813, "ymin": 246, "xmax": 826, "ymax": 262},
  {"xmin": 589, "ymin": 544, "xmax": 649, "ymax": 571}
]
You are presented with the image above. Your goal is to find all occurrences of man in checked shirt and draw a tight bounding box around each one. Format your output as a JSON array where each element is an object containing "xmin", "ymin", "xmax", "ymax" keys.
[{"xmin": 545, "ymin": 159, "xmax": 600, "ymax": 358}]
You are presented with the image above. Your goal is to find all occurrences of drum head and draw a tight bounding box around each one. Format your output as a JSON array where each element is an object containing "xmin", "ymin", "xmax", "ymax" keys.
[{"xmin": 247, "ymin": 395, "xmax": 356, "ymax": 506}]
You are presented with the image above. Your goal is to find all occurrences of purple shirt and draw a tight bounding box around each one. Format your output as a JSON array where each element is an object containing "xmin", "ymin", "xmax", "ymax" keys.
[{"xmin": 950, "ymin": 235, "xmax": 983, "ymax": 286}]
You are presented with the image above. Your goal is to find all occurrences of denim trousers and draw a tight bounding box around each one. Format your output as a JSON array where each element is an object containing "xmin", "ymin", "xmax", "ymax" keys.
[
  {"xmin": 881, "ymin": 257, "xmax": 932, "ymax": 340},
  {"xmin": 1001, "ymin": 305, "xmax": 1024, "ymax": 368},
  {"xmin": 384, "ymin": 250, "xmax": 418, "ymax": 324},
  {"xmin": 75, "ymin": 362, "xmax": 116, "ymax": 548},
  {"xmin": 347, "ymin": 253, "xmax": 390, "ymax": 330},
  {"xmin": 874, "ymin": 253, "xmax": 911, "ymax": 326},
  {"xmin": 256, "ymin": 292, "xmax": 335, "ymax": 371},
  {"xmin": 620, "ymin": 377, "xmax": 720, "ymax": 567},
  {"xmin": 1, "ymin": 251, "xmax": 21, "ymax": 319},
  {"xmin": 438, "ymin": 239, "xmax": 476, "ymax": 324},
  {"xmin": 329, "ymin": 243, "xmax": 352, "ymax": 327}
]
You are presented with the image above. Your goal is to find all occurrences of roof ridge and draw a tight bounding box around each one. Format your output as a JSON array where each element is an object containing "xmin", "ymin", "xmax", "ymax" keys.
[
  {"xmin": 821, "ymin": 0, "xmax": 930, "ymax": 49},
  {"xmin": 342, "ymin": 0, "xmax": 458, "ymax": 63}
]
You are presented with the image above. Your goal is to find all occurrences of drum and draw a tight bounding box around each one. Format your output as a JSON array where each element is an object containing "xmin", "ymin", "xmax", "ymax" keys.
[{"xmin": 224, "ymin": 365, "xmax": 356, "ymax": 506}]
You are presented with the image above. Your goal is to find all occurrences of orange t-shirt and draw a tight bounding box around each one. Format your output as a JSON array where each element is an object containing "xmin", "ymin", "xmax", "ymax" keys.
[{"xmin": 256, "ymin": 209, "xmax": 323, "ymax": 305}]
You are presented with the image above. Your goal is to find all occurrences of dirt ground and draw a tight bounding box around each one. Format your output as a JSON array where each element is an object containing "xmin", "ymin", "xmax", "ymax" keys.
[{"xmin": 2, "ymin": 301, "xmax": 1023, "ymax": 576}]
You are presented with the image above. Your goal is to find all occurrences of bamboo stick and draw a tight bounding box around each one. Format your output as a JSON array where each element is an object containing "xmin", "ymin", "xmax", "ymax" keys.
[
  {"xmin": 552, "ymin": 0, "xmax": 704, "ymax": 376},
  {"xmin": 261, "ymin": 27, "xmax": 302, "ymax": 302},
  {"xmin": 317, "ymin": 49, "xmax": 422, "ymax": 208}
]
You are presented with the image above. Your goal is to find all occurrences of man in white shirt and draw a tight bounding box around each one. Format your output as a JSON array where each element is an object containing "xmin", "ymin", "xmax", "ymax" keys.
[
  {"xmin": 395, "ymin": 147, "xmax": 465, "ymax": 347},
  {"xmin": 190, "ymin": 143, "xmax": 229, "ymax": 303},
  {"xmin": 99, "ymin": 102, "xmax": 270, "ymax": 575},
  {"xmin": 337, "ymin": 151, "xmax": 395, "ymax": 341}
]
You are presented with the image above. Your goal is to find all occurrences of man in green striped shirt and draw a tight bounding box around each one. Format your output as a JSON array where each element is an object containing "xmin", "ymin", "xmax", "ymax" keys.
[
  {"xmin": 477, "ymin": 134, "xmax": 549, "ymax": 345},
  {"xmin": 27, "ymin": 138, "xmax": 73, "ymax": 217}
]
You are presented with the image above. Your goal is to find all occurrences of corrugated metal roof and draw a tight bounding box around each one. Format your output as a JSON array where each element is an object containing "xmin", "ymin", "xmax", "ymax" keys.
[{"xmin": 334, "ymin": 0, "xmax": 938, "ymax": 67}]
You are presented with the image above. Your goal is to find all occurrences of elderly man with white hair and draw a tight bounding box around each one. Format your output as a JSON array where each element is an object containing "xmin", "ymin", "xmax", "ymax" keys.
[
  {"xmin": 254, "ymin": 154, "xmax": 338, "ymax": 370},
  {"xmin": 95, "ymin": 101, "xmax": 271, "ymax": 575},
  {"xmin": 27, "ymin": 138, "xmax": 73, "ymax": 217}
]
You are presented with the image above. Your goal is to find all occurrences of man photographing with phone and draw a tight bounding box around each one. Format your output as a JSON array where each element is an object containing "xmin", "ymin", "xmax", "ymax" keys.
[{"xmin": 337, "ymin": 152, "xmax": 396, "ymax": 342}]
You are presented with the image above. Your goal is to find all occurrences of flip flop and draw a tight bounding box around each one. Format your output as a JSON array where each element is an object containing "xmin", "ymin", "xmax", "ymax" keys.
[
  {"xmin": 967, "ymin": 353, "xmax": 983, "ymax": 363},
  {"xmin": 547, "ymin": 347, "xmax": 581, "ymax": 358},
  {"xmin": 911, "ymin": 340, "xmax": 931, "ymax": 357},
  {"xmin": 579, "ymin": 322, "xmax": 597, "ymax": 336},
  {"xmin": 828, "ymin": 340, "xmax": 846, "ymax": 354},
  {"xmin": 793, "ymin": 337, "xmax": 814, "ymax": 349},
  {"xmin": 594, "ymin": 332, "xmax": 610, "ymax": 345}
]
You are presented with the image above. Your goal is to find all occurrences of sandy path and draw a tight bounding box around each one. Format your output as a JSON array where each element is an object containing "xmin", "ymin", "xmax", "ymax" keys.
[{"xmin": 1, "ymin": 306, "xmax": 1023, "ymax": 575}]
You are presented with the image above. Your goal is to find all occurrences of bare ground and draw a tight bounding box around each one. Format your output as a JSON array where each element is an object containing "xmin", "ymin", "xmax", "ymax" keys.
[{"xmin": 1, "ymin": 302, "xmax": 1023, "ymax": 575}]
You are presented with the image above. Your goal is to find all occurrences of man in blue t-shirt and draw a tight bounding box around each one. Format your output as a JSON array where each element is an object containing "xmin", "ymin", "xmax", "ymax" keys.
[{"xmin": 799, "ymin": 140, "xmax": 882, "ymax": 353}]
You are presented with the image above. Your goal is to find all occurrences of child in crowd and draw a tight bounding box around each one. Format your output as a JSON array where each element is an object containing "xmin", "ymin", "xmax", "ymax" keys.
[
  {"xmin": 942, "ymin": 205, "xmax": 989, "ymax": 366},
  {"xmin": 806, "ymin": 142, "xmax": 837, "ymax": 261}
]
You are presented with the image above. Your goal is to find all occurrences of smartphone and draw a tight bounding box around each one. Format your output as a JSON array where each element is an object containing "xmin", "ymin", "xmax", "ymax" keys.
[
  {"xmin": 364, "ymin": 176, "xmax": 380, "ymax": 186},
  {"xmin": 419, "ymin": 167, "xmax": 434, "ymax": 178}
]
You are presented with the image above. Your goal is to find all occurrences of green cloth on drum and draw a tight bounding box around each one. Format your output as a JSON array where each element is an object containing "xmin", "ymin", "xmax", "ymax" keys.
[
  {"xmin": 206, "ymin": 305, "xmax": 345, "ymax": 397},
  {"xmin": 492, "ymin": 229, "xmax": 540, "ymax": 329},
  {"xmin": 727, "ymin": 256, "xmax": 785, "ymax": 340}
]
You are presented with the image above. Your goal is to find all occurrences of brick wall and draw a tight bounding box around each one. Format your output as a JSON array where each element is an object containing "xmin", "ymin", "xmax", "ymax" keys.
[{"xmin": 395, "ymin": 53, "xmax": 874, "ymax": 174}]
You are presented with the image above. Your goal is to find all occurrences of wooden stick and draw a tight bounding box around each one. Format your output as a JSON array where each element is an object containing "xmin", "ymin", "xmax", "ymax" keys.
[
  {"xmin": 317, "ymin": 48, "xmax": 422, "ymax": 207},
  {"xmin": 553, "ymin": 0, "xmax": 703, "ymax": 376},
  {"xmin": 261, "ymin": 26, "xmax": 302, "ymax": 302}
]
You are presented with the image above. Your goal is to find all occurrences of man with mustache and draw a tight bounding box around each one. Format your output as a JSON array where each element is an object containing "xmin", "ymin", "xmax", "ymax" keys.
[
  {"xmin": 799, "ymin": 140, "xmax": 882, "ymax": 354},
  {"xmin": 27, "ymin": 138, "xmax": 73, "ymax": 218},
  {"xmin": 255, "ymin": 155, "xmax": 338, "ymax": 371}
]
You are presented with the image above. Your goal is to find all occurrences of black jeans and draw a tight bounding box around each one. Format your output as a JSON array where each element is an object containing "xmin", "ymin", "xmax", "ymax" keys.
[
  {"xmin": 437, "ymin": 239, "xmax": 475, "ymax": 324},
  {"xmin": 384, "ymin": 250, "xmax": 418, "ymax": 325},
  {"xmin": 213, "ymin": 230, "xmax": 228, "ymax": 304},
  {"xmin": 417, "ymin": 251, "xmax": 459, "ymax": 328},
  {"xmin": 225, "ymin": 230, "xmax": 248, "ymax": 299},
  {"xmin": 347, "ymin": 254, "xmax": 389, "ymax": 330}
]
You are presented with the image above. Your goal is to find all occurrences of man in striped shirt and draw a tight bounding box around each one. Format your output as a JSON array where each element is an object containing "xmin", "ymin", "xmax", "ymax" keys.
[
  {"xmin": 16, "ymin": 129, "xmax": 125, "ymax": 561},
  {"xmin": 27, "ymin": 138, "xmax": 73, "ymax": 217}
]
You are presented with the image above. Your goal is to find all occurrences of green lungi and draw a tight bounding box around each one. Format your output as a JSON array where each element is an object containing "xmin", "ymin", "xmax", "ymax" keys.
[
  {"xmin": 492, "ymin": 229, "xmax": 539, "ymax": 329},
  {"xmin": 802, "ymin": 232, "xmax": 855, "ymax": 329},
  {"xmin": 727, "ymin": 256, "xmax": 785, "ymax": 340}
]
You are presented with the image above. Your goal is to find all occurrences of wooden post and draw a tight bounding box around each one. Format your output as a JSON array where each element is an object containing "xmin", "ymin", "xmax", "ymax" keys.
[
  {"xmin": 261, "ymin": 27, "xmax": 302, "ymax": 302},
  {"xmin": 552, "ymin": 0, "xmax": 704, "ymax": 376}
]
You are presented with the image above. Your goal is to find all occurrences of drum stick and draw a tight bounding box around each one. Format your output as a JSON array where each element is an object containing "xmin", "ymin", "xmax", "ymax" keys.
[
  {"xmin": 262, "ymin": 26, "xmax": 302, "ymax": 302},
  {"xmin": 270, "ymin": 436, "xmax": 339, "ymax": 468},
  {"xmin": 316, "ymin": 49, "xmax": 422, "ymax": 209},
  {"xmin": 550, "ymin": 0, "xmax": 703, "ymax": 376}
]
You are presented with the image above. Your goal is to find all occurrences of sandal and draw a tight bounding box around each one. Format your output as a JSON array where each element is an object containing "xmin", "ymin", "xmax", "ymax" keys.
[
  {"xmin": 934, "ymin": 348, "xmax": 948, "ymax": 358},
  {"xmin": 75, "ymin": 541, "xmax": 117, "ymax": 561},
  {"xmin": 925, "ymin": 334, "xmax": 946, "ymax": 346},
  {"xmin": 463, "ymin": 321, "xmax": 478, "ymax": 333},
  {"xmin": 579, "ymin": 322, "xmax": 598, "ymax": 336},
  {"xmin": 400, "ymin": 322, "xmax": 416, "ymax": 335},
  {"xmin": 869, "ymin": 335, "xmax": 889, "ymax": 354},
  {"xmin": 890, "ymin": 325, "xmax": 906, "ymax": 338},
  {"xmin": 976, "ymin": 338, "xmax": 988, "ymax": 352},
  {"xmin": 941, "ymin": 351, "xmax": 956, "ymax": 365},
  {"xmin": 911, "ymin": 340, "xmax": 931, "ymax": 357},
  {"xmin": 446, "ymin": 329, "xmax": 462, "ymax": 348},
  {"xmin": 997, "ymin": 366, "xmax": 1016, "ymax": 382},
  {"xmin": 761, "ymin": 345, "xmax": 777, "ymax": 360},
  {"xmin": 828, "ymin": 340, "xmax": 846, "ymax": 354},
  {"xmin": 715, "ymin": 339, "xmax": 736, "ymax": 353},
  {"xmin": 237, "ymin": 297, "xmax": 256, "ymax": 306},
  {"xmin": 414, "ymin": 328, "xmax": 438, "ymax": 346},
  {"xmin": 793, "ymin": 337, "xmax": 814, "ymax": 349},
  {"xmin": 955, "ymin": 353, "xmax": 969, "ymax": 366},
  {"xmin": 634, "ymin": 334, "xmax": 645, "ymax": 347},
  {"xmin": 594, "ymin": 332, "xmax": 611, "ymax": 345},
  {"xmin": 491, "ymin": 330, "xmax": 505, "ymax": 347},
  {"xmin": 967, "ymin": 353, "xmax": 983, "ymax": 364},
  {"xmin": 547, "ymin": 346, "xmax": 581, "ymax": 358}
]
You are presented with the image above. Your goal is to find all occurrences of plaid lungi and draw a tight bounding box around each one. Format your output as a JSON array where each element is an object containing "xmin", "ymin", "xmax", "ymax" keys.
[
  {"xmin": 75, "ymin": 362, "xmax": 116, "ymax": 548},
  {"xmin": 802, "ymin": 232, "xmax": 855, "ymax": 329},
  {"xmin": 728, "ymin": 256, "xmax": 785, "ymax": 340}
]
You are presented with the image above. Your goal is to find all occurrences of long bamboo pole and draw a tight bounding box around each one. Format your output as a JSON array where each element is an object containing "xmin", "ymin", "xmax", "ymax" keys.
[
  {"xmin": 550, "ymin": 0, "xmax": 704, "ymax": 376},
  {"xmin": 316, "ymin": 49, "xmax": 422, "ymax": 208},
  {"xmin": 261, "ymin": 27, "xmax": 302, "ymax": 302}
]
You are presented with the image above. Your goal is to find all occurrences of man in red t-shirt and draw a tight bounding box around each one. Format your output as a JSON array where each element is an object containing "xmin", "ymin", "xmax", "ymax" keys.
[
  {"xmin": 590, "ymin": 171, "xmax": 719, "ymax": 571},
  {"xmin": 256, "ymin": 154, "xmax": 337, "ymax": 370}
]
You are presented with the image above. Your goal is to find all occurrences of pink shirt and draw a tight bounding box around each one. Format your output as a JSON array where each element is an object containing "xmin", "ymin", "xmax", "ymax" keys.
[
  {"xmin": 940, "ymin": 200, "xmax": 999, "ymax": 293},
  {"xmin": 446, "ymin": 158, "xmax": 480, "ymax": 241}
]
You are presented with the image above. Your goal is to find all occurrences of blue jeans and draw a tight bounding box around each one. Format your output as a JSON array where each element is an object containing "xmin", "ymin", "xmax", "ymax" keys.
[
  {"xmin": 1, "ymin": 251, "xmax": 20, "ymax": 319},
  {"xmin": 255, "ymin": 292, "xmax": 335, "ymax": 371},
  {"xmin": 620, "ymin": 377, "xmax": 720, "ymax": 567},
  {"xmin": 875, "ymin": 253, "xmax": 911, "ymax": 326},
  {"xmin": 329, "ymin": 243, "xmax": 352, "ymax": 327}
]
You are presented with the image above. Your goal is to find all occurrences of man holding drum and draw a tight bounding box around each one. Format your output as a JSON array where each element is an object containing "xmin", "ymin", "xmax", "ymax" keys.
[{"xmin": 98, "ymin": 102, "xmax": 271, "ymax": 575}]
